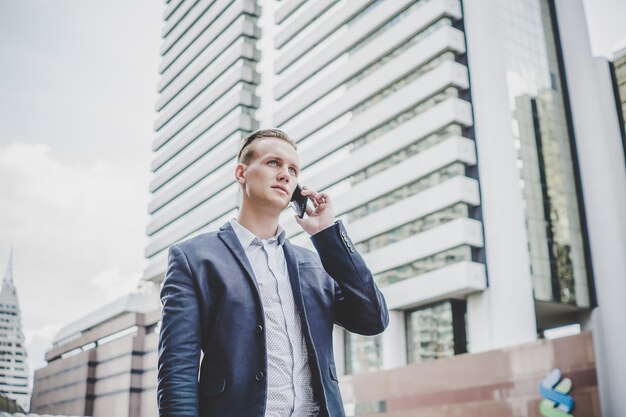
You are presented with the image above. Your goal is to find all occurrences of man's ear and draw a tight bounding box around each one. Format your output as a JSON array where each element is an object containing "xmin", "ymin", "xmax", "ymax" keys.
[{"xmin": 235, "ymin": 163, "xmax": 246, "ymax": 184}]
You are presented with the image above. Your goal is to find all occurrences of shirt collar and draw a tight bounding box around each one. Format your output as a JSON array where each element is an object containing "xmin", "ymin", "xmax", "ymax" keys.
[{"xmin": 229, "ymin": 219, "xmax": 286, "ymax": 248}]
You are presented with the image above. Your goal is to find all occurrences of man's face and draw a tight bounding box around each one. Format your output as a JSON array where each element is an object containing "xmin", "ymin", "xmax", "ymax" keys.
[{"xmin": 238, "ymin": 138, "xmax": 300, "ymax": 212}]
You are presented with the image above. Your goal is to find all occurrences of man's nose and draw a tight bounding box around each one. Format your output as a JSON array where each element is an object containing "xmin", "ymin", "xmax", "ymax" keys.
[{"xmin": 277, "ymin": 167, "xmax": 290, "ymax": 182}]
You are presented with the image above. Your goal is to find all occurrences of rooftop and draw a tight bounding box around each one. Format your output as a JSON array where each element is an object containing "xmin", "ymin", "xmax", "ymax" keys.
[{"xmin": 53, "ymin": 291, "xmax": 159, "ymax": 346}]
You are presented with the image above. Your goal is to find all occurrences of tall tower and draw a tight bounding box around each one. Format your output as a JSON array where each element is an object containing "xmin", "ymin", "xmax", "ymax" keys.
[
  {"xmin": 143, "ymin": 0, "xmax": 262, "ymax": 283},
  {"xmin": 0, "ymin": 247, "xmax": 30, "ymax": 411}
]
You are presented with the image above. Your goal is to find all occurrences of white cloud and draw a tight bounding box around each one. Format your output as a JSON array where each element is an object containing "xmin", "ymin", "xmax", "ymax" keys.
[
  {"xmin": 0, "ymin": 142, "xmax": 150, "ymax": 367},
  {"xmin": 23, "ymin": 322, "xmax": 66, "ymax": 373},
  {"xmin": 91, "ymin": 269, "xmax": 142, "ymax": 302}
]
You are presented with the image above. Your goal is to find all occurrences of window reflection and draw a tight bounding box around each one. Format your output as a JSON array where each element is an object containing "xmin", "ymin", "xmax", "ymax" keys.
[
  {"xmin": 356, "ymin": 203, "xmax": 469, "ymax": 254},
  {"xmin": 498, "ymin": 0, "xmax": 589, "ymax": 306},
  {"xmin": 406, "ymin": 301, "xmax": 463, "ymax": 364},
  {"xmin": 346, "ymin": 162, "xmax": 466, "ymax": 221},
  {"xmin": 375, "ymin": 245, "xmax": 472, "ymax": 287},
  {"xmin": 344, "ymin": 332, "xmax": 383, "ymax": 375}
]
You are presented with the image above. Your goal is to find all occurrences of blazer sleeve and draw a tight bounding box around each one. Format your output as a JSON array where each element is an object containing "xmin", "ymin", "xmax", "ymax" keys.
[
  {"xmin": 310, "ymin": 220, "xmax": 389, "ymax": 336},
  {"xmin": 157, "ymin": 244, "xmax": 201, "ymax": 417}
]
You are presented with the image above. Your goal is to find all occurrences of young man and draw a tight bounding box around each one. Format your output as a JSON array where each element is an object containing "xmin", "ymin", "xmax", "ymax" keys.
[{"xmin": 157, "ymin": 129, "xmax": 388, "ymax": 417}]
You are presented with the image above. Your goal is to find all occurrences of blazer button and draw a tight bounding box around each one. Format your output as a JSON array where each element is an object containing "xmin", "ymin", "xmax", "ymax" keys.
[
  {"xmin": 255, "ymin": 324, "xmax": 263, "ymax": 335},
  {"xmin": 255, "ymin": 371, "xmax": 264, "ymax": 381}
]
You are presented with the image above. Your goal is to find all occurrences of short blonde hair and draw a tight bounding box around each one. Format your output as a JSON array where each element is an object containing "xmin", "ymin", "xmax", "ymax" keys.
[{"xmin": 237, "ymin": 129, "xmax": 297, "ymax": 165}]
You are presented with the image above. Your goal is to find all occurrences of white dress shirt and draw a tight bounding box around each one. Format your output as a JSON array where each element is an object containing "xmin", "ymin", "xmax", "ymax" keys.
[{"xmin": 230, "ymin": 219, "xmax": 320, "ymax": 417}]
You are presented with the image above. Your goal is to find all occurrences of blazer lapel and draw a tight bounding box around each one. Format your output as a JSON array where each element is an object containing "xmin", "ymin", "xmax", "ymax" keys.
[
  {"xmin": 282, "ymin": 240, "xmax": 308, "ymax": 322},
  {"xmin": 217, "ymin": 222, "xmax": 260, "ymax": 294},
  {"xmin": 283, "ymin": 240, "xmax": 319, "ymax": 359}
]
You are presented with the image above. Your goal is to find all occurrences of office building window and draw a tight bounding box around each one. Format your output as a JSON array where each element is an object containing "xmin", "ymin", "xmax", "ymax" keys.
[
  {"xmin": 347, "ymin": 162, "xmax": 466, "ymax": 222},
  {"xmin": 375, "ymin": 245, "xmax": 472, "ymax": 287},
  {"xmin": 356, "ymin": 203, "xmax": 469, "ymax": 254},
  {"xmin": 406, "ymin": 300, "xmax": 467, "ymax": 364},
  {"xmin": 344, "ymin": 332, "xmax": 383, "ymax": 375}
]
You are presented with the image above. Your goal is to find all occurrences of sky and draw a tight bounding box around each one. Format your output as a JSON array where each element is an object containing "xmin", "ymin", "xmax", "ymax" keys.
[
  {"xmin": 0, "ymin": 0, "xmax": 163, "ymax": 374},
  {"xmin": 0, "ymin": 0, "xmax": 625, "ymax": 378}
]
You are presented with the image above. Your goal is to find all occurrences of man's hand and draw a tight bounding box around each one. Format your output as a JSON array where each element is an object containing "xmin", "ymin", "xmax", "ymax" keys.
[{"xmin": 294, "ymin": 186, "xmax": 335, "ymax": 235}]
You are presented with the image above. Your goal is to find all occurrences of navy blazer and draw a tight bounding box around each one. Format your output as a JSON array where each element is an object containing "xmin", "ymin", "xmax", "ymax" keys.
[{"xmin": 157, "ymin": 220, "xmax": 389, "ymax": 417}]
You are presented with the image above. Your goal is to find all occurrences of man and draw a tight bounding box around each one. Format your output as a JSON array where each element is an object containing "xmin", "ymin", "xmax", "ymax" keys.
[{"xmin": 157, "ymin": 129, "xmax": 388, "ymax": 417}]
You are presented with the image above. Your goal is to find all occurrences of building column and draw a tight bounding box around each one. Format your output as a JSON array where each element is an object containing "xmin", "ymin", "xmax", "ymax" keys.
[
  {"xmin": 382, "ymin": 310, "xmax": 406, "ymax": 369},
  {"xmin": 554, "ymin": 1, "xmax": 626, "ymax": 415},
  {"xmin": 462, "ymin": 0, "xmax": 538, "ymax": 352},
  {"xmin": 332, "ymin": 325, "xmax": 345, "ymax": 376}
]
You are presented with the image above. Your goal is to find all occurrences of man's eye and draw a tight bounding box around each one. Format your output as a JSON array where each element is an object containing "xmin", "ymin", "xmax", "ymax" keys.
[
  {"xmin": 289, "ymin": 168, "xmax": 297, "ymax": 175},
  {"xmin": 268, "ymin": 160, "xmax": 278, "ymax": 166}
]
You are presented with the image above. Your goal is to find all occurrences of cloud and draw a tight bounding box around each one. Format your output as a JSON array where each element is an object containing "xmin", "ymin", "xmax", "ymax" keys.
[
  {"xmin": 91, "ymin": 269, "xmax": 142, "ymax": 302},
  {"xmin": 0, "ymin": 141, "xmax": 150, "ymax": 367},
  {"xmin": 23, "ymin": 323, "xmax": 66, "ymax": 373}
]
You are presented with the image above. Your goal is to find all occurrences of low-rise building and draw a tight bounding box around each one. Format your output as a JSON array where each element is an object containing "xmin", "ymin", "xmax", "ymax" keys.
[{"xmin": 30, "ymin": 293, "xmax": 160, "ymax": 417}]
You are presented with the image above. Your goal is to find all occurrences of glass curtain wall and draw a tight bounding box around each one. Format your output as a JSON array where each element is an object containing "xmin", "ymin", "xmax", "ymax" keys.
[
  {"xmin": 405, "ymin": 300, "xmax": 466, "ymax": 364},
  {"xmin": 496, "ymin": 0, "xmax": 590, "ymax": 307}
]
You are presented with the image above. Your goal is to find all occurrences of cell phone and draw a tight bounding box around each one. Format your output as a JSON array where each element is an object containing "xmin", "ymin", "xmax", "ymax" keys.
[{"xmin": 290, "ymin": 184, "xmax": 308, "ymax": 219}]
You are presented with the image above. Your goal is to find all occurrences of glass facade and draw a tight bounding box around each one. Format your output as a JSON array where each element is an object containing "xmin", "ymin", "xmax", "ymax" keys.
[
  {"xmin": 356, "ymin": 203, "xmax": 469, "ymax": 254},
  {"xmin": 346, "ymin": 162, "xmax": 466, "ymax": 222},
  {"xmin": 375, "ymin": 245, "xmax": 472, "ymax": 287},
  {"xmin": 344, "ymin": 332, "xmax": 383, "ymax": 375},
  {"xmin": 497, "ymin": 0, "xmax": 589, "ymax": 306},
  {"xmin": 406, "ymin": 300, "xmax": 465, "ymax": 363}
]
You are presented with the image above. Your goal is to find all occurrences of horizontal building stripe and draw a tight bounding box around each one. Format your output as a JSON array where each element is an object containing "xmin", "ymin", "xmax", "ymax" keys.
[
  {"xmin": 154, "ymin": 33, "xmax": 259, "ymax": 115},
  {"xmin": 148, "ymin": 164, "xmax": 236, "ymax": 239},
  {"xmin": 162, "ymin": 0, "xmax": 200, "ymax": 39},
  {"xmin": 163, "ymin": 0, "xmax": 183, "ymax": 21},
  {"xmin": 161, "ymin": 0, "xmax": 216, "ymax": 56},
  {"xmin": 159, "ymin": 0, "xmax": 256, "ymax": 75},
  {"xmin": 145, "ymin": 190, "xmax": 238, "ymax": 257},
  {"xmin": 282, "ymin": 55, "xmax": 468, "ymax": 142},
  {"xmin": 349, "ymin": 177, "xmax": 480, "ymax": 244},
  {"xmin": 148, "ymin": 133, "xmax": 238, "ymax": 213},
  {"xmin": 153, "ymin": 76, "xmax": 256, "ymax": 152},
  {"xmin": 282, "ymin": 135, "xmax": 476, "ymax": 235},
  {"xmin": 275, "ymin": 0, "xmax": 337, "ymax": 49},
  {"xmin": 155, "ymin": 41, "xmax": 258, "ymax": 130},
  {"xmin": 382, "ymin": 261, "xmax": 487, "ymax": 310},
  {"xmin": 158, "ymin": 14, "xmax": 259, "ymax": 97},
  {"xmin": 150, "ymin": 107, "xmax": 252, "ymax": 182},
  {"xmin": 275, "ymin": 0, "xmax": 380, "ymax": 76},
  {"xmin": 275, "ymin": 22, "xmax": 465, "ymax": 125},
  {"xmin": 364, "ymin": 218, "xmax": 484, "ymax": 274},
  {"xmin": 295, "ymin": 90, "xmax": 471, "ymax": 173},
  {"xmin": 299, "ymin": 99, "xmax": 472, "ymax": 190},
  {"xmin": 275, "ymin": 0, "xmax": 307, "ymax": 25}
]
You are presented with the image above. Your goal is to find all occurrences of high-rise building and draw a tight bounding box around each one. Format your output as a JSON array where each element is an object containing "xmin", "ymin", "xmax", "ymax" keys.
[
  {"xmin": 142, "ymin": 0, "xmax": 625, "ymax": 415},
  {"xmin": 143, "ymin": 0, "xmax": 262, "ymax": 282},
  {"xmin": 0, "ymin": 248, "xmax": 30, "ymax": 411}
]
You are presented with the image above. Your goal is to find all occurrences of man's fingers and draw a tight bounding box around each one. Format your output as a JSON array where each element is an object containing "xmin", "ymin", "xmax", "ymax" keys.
[
  {"xmin": 299, "ymin": 186, "xmax": 330, "ymax": 207},
  {"xmin": 303, "ymin": 191, "xmax": 319, "ymax": 208}
]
